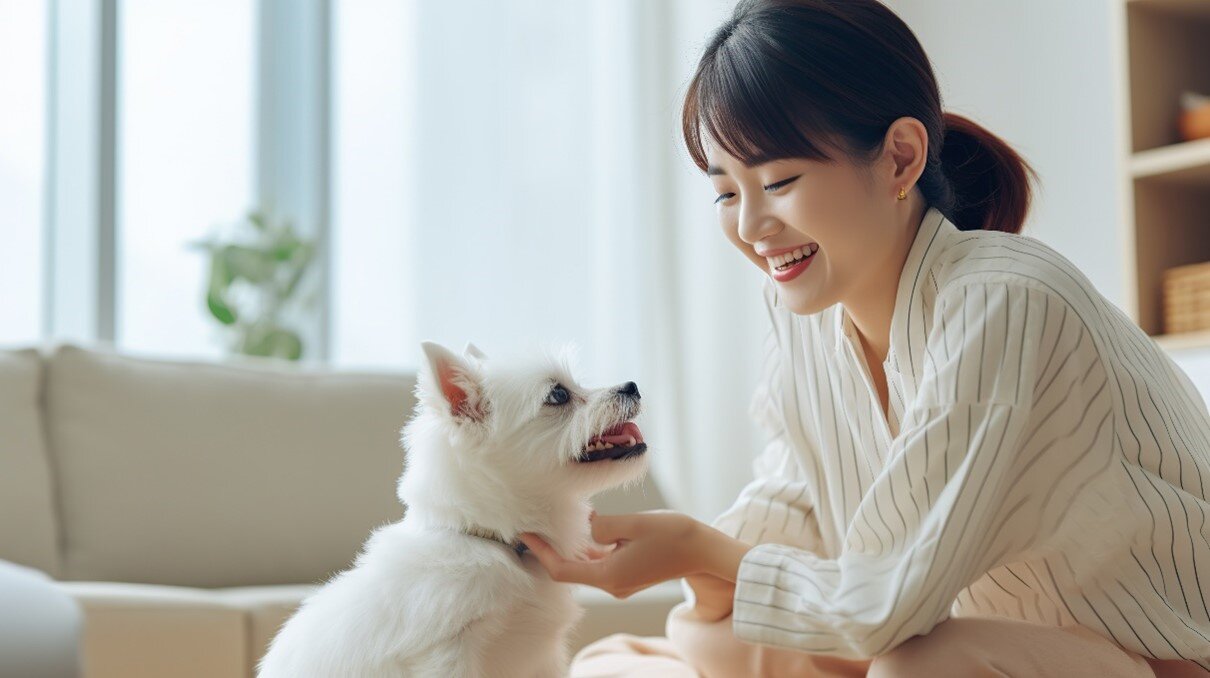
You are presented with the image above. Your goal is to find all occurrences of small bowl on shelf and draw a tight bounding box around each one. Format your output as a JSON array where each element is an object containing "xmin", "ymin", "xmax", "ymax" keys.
[{"xmin": 1179, "ymin": 91, "xmax": 1210, "ymax": 142}]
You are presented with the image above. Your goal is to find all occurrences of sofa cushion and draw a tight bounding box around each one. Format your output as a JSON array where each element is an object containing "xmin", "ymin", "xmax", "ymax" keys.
[
  {"xmin": 57, "ymin": 581, "xmax": 246, "ymax": 678},
  {"xmin": 0, "ymin": 346, "xmax": 62, "ymax": 576},
  {"xmin": 44, "ymin": 342, "xmax": 412, "ymax": 588}
]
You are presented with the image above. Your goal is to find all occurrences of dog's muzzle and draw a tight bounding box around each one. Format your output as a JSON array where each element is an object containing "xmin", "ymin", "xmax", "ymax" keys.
[{"xmin": 577, "ymin": 421, "xmax": 646, "ymax": 463}]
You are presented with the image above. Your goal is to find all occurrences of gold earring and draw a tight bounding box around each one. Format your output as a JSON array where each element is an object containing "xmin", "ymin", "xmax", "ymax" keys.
[{"xmin": 897, "ymin": 186, "xmax": 907, "ymax": 200}]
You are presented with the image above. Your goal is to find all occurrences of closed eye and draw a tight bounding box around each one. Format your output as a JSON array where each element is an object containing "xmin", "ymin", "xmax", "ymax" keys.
[
  {"xmin": 764, "ymin": 175, "xmax": 800, "ymax": 191},
  {"xmin": 713, "ymin": 175, "xmax": 800, "ymax": 205}
]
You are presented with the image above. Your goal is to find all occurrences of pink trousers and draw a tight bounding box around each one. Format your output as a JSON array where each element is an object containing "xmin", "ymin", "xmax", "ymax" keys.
[{"xmin": 570, "ymin": 602, "xmax": 1207, "ymax": 677}]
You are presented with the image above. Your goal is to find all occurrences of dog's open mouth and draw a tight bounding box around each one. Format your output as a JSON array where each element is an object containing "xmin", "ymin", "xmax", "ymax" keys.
[{"xmin": 577, "ymin": 421, "xmax": 646, "ymax": 463}]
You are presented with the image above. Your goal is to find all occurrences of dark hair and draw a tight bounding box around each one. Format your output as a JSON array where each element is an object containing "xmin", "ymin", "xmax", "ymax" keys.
[{"xmin": 681, "ymin": 0, "xmax": 1038, "ymax": 235}]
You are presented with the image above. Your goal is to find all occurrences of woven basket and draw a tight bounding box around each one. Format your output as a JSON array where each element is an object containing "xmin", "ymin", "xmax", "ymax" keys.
[{"xmin": 1163, "ymin": 260, "xmax": 1210, "ymax": 334}]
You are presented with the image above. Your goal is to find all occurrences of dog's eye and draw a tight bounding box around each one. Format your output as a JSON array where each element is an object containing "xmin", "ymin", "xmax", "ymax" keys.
[{"xmin": 545, "ymin": 384, "xmax": 571, "ymax": 406}]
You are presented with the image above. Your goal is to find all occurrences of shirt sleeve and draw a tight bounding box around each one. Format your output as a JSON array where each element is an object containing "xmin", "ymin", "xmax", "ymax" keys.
[{"xmin": 731, "ymin": 281, "xmax": 1115, "ymax": 659}]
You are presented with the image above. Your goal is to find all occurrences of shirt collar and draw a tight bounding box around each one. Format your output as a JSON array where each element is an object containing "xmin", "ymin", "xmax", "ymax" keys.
[{"xmin": 833, "ymin": 204, "xmax": 955, "ymax": 356}]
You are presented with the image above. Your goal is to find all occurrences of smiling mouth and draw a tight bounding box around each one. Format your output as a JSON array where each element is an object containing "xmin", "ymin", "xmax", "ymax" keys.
[
  {"xmin": 577, "ymin": 421, "xmax": 647, "ymax": 463},
  {"xmin": 767, "ymin": 243, "xmax": 818, "ymax": 272}
]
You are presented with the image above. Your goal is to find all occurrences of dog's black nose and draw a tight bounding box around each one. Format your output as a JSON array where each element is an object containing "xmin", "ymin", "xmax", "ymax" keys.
[{"xmin": 618, "ymin": 381, "xmax": 640, "ymax": 399}]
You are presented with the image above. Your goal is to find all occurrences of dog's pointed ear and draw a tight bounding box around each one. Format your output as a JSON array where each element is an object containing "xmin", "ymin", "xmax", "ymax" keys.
[
  {"xmin": 419, "ymin": 341, "xmax": 487, "ymax": 422},
  {"xmin": 463, "ymin": 342, "xmax": 487, "ymax": 362}
]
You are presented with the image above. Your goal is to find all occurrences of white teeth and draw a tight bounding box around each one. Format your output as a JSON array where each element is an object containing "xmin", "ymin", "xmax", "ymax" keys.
[
  {"xmin": 604, "ymin": 443, "xmax": 614, "ymax": 449},
  {"xmin": 767, "ymin": 245, "xmax": 817, "ymax": 271},
  {"xmin": 626, "ymin": 436, "xmax": 636, "ymax": 446}
]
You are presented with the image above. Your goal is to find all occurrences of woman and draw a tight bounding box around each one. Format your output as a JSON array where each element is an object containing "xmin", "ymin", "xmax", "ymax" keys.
[{"xmin": 519, "ymin": 0, "xmax": 1210, "ymax": 675}]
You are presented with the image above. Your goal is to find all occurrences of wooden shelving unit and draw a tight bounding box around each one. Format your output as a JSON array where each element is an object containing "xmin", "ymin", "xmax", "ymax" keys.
[{"xmin": 1117, "ymin": 0, "xmax": 1210, "ymax": 350}]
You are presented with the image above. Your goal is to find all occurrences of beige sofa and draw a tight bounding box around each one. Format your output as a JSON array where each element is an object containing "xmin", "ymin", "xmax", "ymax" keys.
[{"xmin": 0, "ymin": 342, "xmax": 681, "ymax": 678}]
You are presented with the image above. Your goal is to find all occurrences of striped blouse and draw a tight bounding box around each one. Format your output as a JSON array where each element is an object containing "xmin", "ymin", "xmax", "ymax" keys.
[{"xmin": 708, "ymin": 205, "xmax": 1210, "ymax": 668}]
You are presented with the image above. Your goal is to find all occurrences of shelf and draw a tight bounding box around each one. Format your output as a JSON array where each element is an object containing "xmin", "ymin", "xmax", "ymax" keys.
[
  {"xmin": 1124, "ymin": 1, "xmax": 1210, "ymax": 153},
  {"xmin": 1120, "ymin": 0, "xmax": 1210, "ymax": 339},
  {"xmin": 1127, "ymin": 0, "xmax": 1210, "ymax": 19},
  {"xmin": 1153, "ymin": 329, "xmax": 1210, "ymax": 351},
  {"xmin": 1132, "ymin": 137, "xmax": 1210, "ymax": 184}
]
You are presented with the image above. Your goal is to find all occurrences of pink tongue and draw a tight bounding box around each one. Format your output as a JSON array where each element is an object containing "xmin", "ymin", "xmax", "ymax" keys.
[{"xmin": 592, "ymin": 421, "xmax": 644, "ymax": 446}]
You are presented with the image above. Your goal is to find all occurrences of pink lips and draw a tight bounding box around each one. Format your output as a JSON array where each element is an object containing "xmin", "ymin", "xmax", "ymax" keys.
[{"xmin": 771, "ymin": 249, "xmax": 815, "ymax": 282}]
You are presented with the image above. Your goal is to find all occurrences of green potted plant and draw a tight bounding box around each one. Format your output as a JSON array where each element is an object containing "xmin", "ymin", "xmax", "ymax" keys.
[{"xmin": 187, "ymin": 209, "xmax": 317, "ymax": 361}]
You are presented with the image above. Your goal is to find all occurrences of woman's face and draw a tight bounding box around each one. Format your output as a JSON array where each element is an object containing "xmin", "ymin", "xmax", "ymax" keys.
[{"xmin": 705, "ymin": 131, "xmax": 916, "ymax": 317}]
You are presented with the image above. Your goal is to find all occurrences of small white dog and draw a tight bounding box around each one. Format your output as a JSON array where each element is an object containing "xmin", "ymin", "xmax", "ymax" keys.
[{"xmin": 257, "ymin": 340, "xmax": 649, "ymax": 677}]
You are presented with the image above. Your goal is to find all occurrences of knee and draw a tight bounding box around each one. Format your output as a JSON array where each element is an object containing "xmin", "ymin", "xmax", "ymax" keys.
[
  {"xmin": 866, "ymin": 623, "xmax": 976, "ymax": 678},
  {"xmin": 570, "ymin": 633, "xmax": 699, "ymax": 678},
  {"xmin": 572, "ymin": 633, "xmax": 641, "ymax": 663},
  {"xmin": 866, "ymin": 635, "xmax": 937, "ymax": 678}
]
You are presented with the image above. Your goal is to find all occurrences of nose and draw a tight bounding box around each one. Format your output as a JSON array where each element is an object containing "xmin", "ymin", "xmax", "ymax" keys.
[
  {"xmin": 736, "ymin": 199, "xmax": 780, "ymax": 247},
  {"xmin": 617, "ymin": 381, "xmax": 640, "ymax": 399}
]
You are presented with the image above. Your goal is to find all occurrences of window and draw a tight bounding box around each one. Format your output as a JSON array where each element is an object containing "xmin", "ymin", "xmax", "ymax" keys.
[
  {"xmin": 0, "ymin": 0, "xmax": 48, "ymax": 346},
  {"xmin": 328, "ymin": 0, "xmax": 608, "ymax": 374},
  {"xmin": 329, "ymin": 0, "xmax": 416, "ymax": 369},
  {"xmin": 115, "ymin": 0, "xmax": 256, "ymax": 356}
]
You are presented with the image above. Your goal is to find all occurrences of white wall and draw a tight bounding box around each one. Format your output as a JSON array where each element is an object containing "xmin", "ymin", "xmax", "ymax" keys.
[{"xmin": 886, "ymin": 0, "xmax": 1125, "ymax": 306}]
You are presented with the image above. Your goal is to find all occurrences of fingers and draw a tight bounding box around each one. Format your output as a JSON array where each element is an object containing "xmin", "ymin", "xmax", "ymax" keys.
[
  {"xmin": 584, "ymin": 542, "xmax": 616, "ymax": 560},
  {"xmin": 518, "ymin": 532, "xmax": 601, "ymax": 584},
  {"xmin": 588, "ymin": 512, "xmax": 633, "ymax": 545},
  {"xmin": 585, "ymin": 510, "xmax": 614, "ymax": 557},
  {"xmin": 518, "ymin": 532, "xmax": 556, "ymax": 565},
  {"xmin": 521, "ymin": 531, "xmax": 612, "ymax": 563}
]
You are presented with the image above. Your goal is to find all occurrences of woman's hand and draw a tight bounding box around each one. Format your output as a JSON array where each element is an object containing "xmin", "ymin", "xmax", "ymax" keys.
[
  {"xmin": 683, "ymin": 572, "xmax": 737, "ymax": 622},
  {"xmin": 518, "ymin": 510, "xmax": 753, "ymax": 600}
]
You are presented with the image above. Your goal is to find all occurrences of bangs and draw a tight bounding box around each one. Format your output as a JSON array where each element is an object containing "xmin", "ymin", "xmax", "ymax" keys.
[{"xmin": 683, "ymin": 32, "xmax": 841, "ymax": 174}]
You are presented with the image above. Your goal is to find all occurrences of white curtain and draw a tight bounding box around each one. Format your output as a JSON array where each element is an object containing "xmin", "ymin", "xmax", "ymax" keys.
[{"xmin": 331, "ymin": 0, "xmax": 767, "ymax": 521}]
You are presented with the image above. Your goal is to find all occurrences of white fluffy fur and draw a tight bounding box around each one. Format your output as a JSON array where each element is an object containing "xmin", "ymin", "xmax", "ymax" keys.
[{"xmin": 257, "ymin": 340, "xmax": 649, "ymax": 677}]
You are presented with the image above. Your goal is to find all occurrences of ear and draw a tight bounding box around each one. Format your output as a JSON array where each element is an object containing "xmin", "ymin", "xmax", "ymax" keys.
[
  {"xmin": 419, "ymin": 341, "xmax": 488, "ymax": 422},
  {"xmin": 463, "ymin": 341, "xmax": 487, "ymax": 361}
]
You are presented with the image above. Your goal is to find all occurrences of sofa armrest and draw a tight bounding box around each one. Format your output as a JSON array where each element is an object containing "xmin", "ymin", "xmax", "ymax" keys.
[{"xmin": 0, "ymin": 560, "xmax": 83, "ymax": 678}]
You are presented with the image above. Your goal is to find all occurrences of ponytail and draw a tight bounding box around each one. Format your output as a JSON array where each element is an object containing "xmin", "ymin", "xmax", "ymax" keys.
[{"xmin": 922, "ymin": 112, "xmax": 1038, "ymax": 234}]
